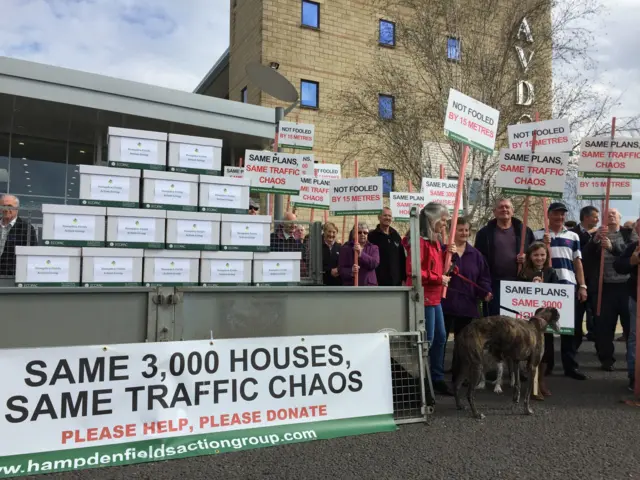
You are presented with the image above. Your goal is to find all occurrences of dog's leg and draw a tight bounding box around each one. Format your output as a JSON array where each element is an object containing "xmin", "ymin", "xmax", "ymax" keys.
[
  {"xmin": 453, "ymin": 368, "xmax": 466, "ymax": 411},
  {"xmin": 467, "ymin": 364, "xmax": 485, "ymax": 420},
  {"xmin": 509, "ymin": 360, "xmax": 516, "ymax": 388},
  {"xmin": 476, "ymin": 368, "xmax": 486, "ymax": 390},
  {"xmin": 524, "ymin": 360, "xmax": 536, "ymax": 415},
  {"xmin": 493, "ymin": 361, "xmax": 504, "ymax": 394},
  {"xmin": 512, "ymin": 361, "xmax": 521, "ymax": 405}
]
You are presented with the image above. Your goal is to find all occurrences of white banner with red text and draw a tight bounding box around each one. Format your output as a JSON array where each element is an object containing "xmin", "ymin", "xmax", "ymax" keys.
[
  {"xmin": 0, "ymin": 334, "xmax": 395, "ymax": 478},
  {"xmin": 496, "ymin": 149, "xmax": 569, "ymax": 197},
  {"xmin": 390, "ymin": 192, "xmax": 426, "ymax": 222}
]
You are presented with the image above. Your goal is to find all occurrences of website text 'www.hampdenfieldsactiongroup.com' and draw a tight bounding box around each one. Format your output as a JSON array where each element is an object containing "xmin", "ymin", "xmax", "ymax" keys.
[{"xmin": 0, "ymin": 429, "xmax": 318, "ymax": 477}]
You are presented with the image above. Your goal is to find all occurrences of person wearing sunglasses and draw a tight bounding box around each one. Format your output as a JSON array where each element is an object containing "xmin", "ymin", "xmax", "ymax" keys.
[
  {"xmin": 339, "ymin": 222, "xmax": 380, "ymax": 286},
  {"xmin": 248, "ymin": 198, "xmax": 260, "ymax": 215}
]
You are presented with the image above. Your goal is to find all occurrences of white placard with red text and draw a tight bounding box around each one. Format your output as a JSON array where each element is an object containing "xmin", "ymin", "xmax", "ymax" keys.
[
  {"xmin": 299, "ymin": 154, "xmax": 316, "ymax": 177},
  {"xmin": 390, "ymin": 192, "xmax": 426, "ymax": 222},
  {"xmin": 224, "ymin": 166, "xmax": 244, "ymax": 179},
  {"xmin": 330, "ymin": 177, "xmax": 383, "ymax": 216},
  {"xmin": 507, "ymin": 118, "xmax": 572, "ymax": 152},
  {"xmin": 244, "ymin": 150, "xmax": 303, "ymax": 195},
  {"xmin": 576, "ymin": 176, "xmax": 633, "ymax": 200},
  {"xmin": 578, "ymin": 137, "xmax": 640, "ymax": 179},
  {"xmin": 421, "ymin": 178, "xmax": 461, "ymax": 213},
  {"xmin": 277, "ymin": 121, "xmax": 315, "ymax": 150},
  {"xmin": 443, "ymin": 89, "xmax": 500, "ymax": 155},
  {"xmin": 314, "ymin": 164, "xmax": 341, "ymax": 180},
  {"xmin": 496, "ymin": 149, "xmax": 569, "ymax": 197},
  {"xmin": 291, "ymin": 177, "xmax": 331, "ymax": 210}
]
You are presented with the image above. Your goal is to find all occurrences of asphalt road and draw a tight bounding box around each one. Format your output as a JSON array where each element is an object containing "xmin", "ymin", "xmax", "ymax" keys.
[{"xmin": 26, "ymin": 340, "xmax": 640, "ymax": 480}]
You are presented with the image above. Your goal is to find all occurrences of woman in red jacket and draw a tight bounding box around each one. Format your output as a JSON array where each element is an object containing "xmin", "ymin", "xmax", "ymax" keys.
[{"xmin": 404, "ymin": 202, "xmax": 452, "ymax": 395}]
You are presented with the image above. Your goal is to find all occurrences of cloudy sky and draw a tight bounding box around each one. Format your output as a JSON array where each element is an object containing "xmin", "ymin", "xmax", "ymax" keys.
[{"xmin": 2, "ymin": 0, "xmax": 639, "ymax": 218}]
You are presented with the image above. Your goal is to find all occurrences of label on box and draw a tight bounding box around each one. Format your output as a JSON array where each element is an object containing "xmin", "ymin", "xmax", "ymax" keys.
[
  {"xmin": 154, "ymin": 180, "xmax": 191, "ymax": 205},
  {"xmin": 120, "ymin": 137, "xmax": 159, "ymax": 165},
  {"xmin": 26, "ymin": 256, "xmax": 70, "ymax": 283},
  {"xmin": 153, "ymin": 258, "xmax": 191, "ymax": 283},
  {"xmin": 90, "ymin": 176, "xmax": 130, "ymax": 201},
  {"xmin": 53, "ymin": 214, "xmax": 96, "ymax": 240},
  {"xmin": 230, "ymin": 223, "xmax": 264, "ymax": 246},
  {"xmin": 93, "ymin": 257, "xmax": 134, "ymax": 283},
  {"xmin": 208, "ymin": 184, "xmax": 243, "ymax": 209},
  {"xmin": 116, "ymin": 217, "xmax": 156, "ymax": 242},
  {"xmin": 175, "ymin": 220, "xmax": 213, "ymax": 245},
  {"xmin": 179, "ymin": 144, "xmax": 216, "ymax": 171},
  {"xmin": 210, "ymin": 259, "xmax": 245, "ymax": 283},
  {"xmin": 262, "ymin": 260, "xmax": 294, "ymax": 283}
]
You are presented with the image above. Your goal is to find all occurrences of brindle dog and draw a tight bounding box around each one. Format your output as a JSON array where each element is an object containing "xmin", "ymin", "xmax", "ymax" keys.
[{"xmin": 453, "ymin": 307, "xmax": 560, "ymax": 419}]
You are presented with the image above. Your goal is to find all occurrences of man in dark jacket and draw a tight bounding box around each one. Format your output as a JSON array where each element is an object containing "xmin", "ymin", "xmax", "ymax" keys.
[
  {"xmin": 474, "ymin": 197, "xmax": 535, "ymax": 316},
  {"xmin": 1, "ymin": 194, "xmax": 38, "ymax": 277},
  {"xmin": 367, "ymin": 207, "xmax": 406, "ymax": 286}
]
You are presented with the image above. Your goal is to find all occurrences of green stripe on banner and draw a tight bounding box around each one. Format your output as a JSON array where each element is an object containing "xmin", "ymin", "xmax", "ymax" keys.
[
  {"xmin": 291, "ymin": 202, "xmax": 329, "ymax": 210},
  {"xmin": 445, "ymin": 131, "xmax": 494, "ymax": 156},
  {"xmin": 577, "ymin": 195, "xmax": 632, "ymax": 200},
  {"xmin": 500, "ymin": 188, "xmax": 563, "ymax": 198},
  {"xmin": 0, "ymin": 415, "xmax": 396, "ymax": 478},
  {"xmin": 330, "ymin": 210, "xmax": 382, "ymax": 216},
  {"xmin": 279, "ymin": 144, "xmax": 313, "ymax": 150},
  {"xmin": 249, "ymin": 187, "xmax": 300, "ymax": 195},
  {"xmin": 581, "ymin": 171, "xmax": 640, "ymax": 180}
]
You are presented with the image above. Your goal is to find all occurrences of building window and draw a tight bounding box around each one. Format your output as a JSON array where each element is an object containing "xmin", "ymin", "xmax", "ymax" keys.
[
  {"xmin": 469, "ymin": 178, "xmax": 482, "ymax": 205},
  {"xmin": 378, "ymin": 169, "xmax": 394, "ymax": 196},
  {"xmin": 378, "ymin": 94, "xmax": 394, "ymax": 120},
  {"xmin": 447, "ymin": 37, "xmax": 461, "ymax": 61},
  {"xmin": 379, "ymin": 20, "xmax": 395, "ymax": 47},
  {"xmin": 301, "ymin": 0, "xmax": 320, "ymax": 29},
  {"xmin": 241, "ymin": 87, "xmax": 248, "ymax": 103},
  {"xmin": 301, "ymin": 80, "xmax": 319, "ymax": 108}
]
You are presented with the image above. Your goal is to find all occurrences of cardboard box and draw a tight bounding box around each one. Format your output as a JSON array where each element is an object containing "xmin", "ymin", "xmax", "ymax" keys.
[
  {"xmin": 142, "ymin": 170, "xmax": 198, "ymax": 212},
  {"xmin": 143, "ymin": 249, "xmax": 200, "ymax": 286},
  {"xmin": 166, "ymin": 211, "xmax": 221, "ymax": 251},
  {"xmin": 200, "ymin": 251, "xmax": 253, "ymax": 286},
  {"xmin": 107, "ymin": 127, "xmax": 167, "ymax": 170},
  {"xmin": 106, "ymin": 207, "xmax": 166, "ymax": 248},
  {"xmin": 15, "ymin": 246, "xmax": 82, "ymax": 287},
  {"xmin": 42, "ymin": 204, "xmax": 106, "ymax": 247},
  {"xmin": 253, "ymin": 252, "xmax": 302, "ymax": 286},
  {"xmin": 167, "ymin": 133, "xmax": 222, "ymax": 175},
  {"xmin": 199, "ymin": 174, "xmax": 250, "ymax": 214},
  {"xmin": 220, "ymin": 214, "xmax": 271, "ymax": 252},
  {"xmin": 81, "ymin": 247, "xmax": 143, "ymax": 287},
  {"xmin": 79, "ymin": 164, "xmax": 141, "ymax": 208}
]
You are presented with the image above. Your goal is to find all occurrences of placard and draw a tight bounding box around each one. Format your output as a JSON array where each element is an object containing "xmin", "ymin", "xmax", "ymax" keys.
[
  {"xmin": 119, "ymin": 138, "xmax": 160, "ymax": 166},
  {"xmin": 176, "ymin": 144, "xmax": 220, "ymax": 174},
  {"xmin": 210, "ymin": 259, "xmax": 246, "ymax": 284},
  {"xmin": 152, "ymin": 258, "xmax": 191, "ymax": 284},
  {"xmin": 230, "ymin": 223, "xmax": 265, "ymax": 246},
  {"xmin": 278, "ymin": 121, "xmax": 315, "ymax": 150},
  {"xmin": 175, "ymin": 220, "xmax": 213, "ymax": 247},
  {"xmin": 496, "ymin": 149, "xmax": 569, "ymax": 197},
  {"xmin": 114, "ymin": 217, "xmax": 158, "ymax": 248},
  {"xmin": 315, "ymin": 164, "xmax": 341, "ymax": 180},
  {"xmin": 25, "ymin": 256, "xmax": 71, "ymax": 285},
  {"xmin": 153, "ymin": 180, "xmax": 192, "ymax": 206},
  {"xmin": 262, "ymin": 260, "xmax": 295, "ymax": 284},
  {"xmin": 576, "ymin": 176, "xmax": 633, "ymax": 200},
  {"xmin": 299, "ymin": 154, "xmax": 315, "ymax": 177},
  {"xmin": 500, "ymin": 280, "xmax": 575, "ymax": 334},
  {"xmin": 578, "ymin": 137, "xmax": 640, "ymax": 179},
  {"xmin": 0, "ymin": 335, "xmax": 393, "ymax": 476},
  {"xmin": 93, "ymin": 257, "xmax": 134, "ymax": 284},
  {"xmin": 90, "ymin": 176, "xmax": 130, "ymax": 202},
  {"xmin": 291, "ymin": 177, "xmax": 331, "ymax": 210},
  {"xmin": 443, "ymin": 88, "xmax": 500, "ymax": 154},
  {"xmin": 390, "ymin": 192, "xmax": 426, "ymax": 222},
  {"xmin": 329, "ymin": 177, "xmax": 383, "ymax": 216},
  {"xmin": 244, "ymin": 150, "xmax": 304, "ymax": 195},
  {"xmin": 224, "ymin": 166, "xmax": 244, "ymax": 179},
  {"xmin": 421, "ymin": 178, "xmax": 461, "ymax": 213},
  {"xmin": 507, "ymin": 118, "xmax": 571, "ymax": 152}
]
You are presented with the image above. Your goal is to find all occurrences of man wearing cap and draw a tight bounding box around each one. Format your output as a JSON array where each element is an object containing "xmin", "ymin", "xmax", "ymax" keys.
[
  {"xmin": 535, "ymin": 202, "xmax": 588, "ymax": 380},
  {"xmin": 248, "ymin": 198, "xmax": 260, "ymax": 215}
]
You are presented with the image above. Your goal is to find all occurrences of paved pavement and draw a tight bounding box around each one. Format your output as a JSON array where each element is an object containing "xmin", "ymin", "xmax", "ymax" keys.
[{"xmin": 28, "ymin": 340, "xmax": 640, "ymax": 480}]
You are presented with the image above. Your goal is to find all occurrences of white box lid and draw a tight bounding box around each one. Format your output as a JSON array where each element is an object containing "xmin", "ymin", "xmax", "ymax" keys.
[
  {"xmin": 199, "ymin": 174, "xmax": 250, "ymax": 187},
  {"xmin": 79, "ymin": 164, "xmax": 141, "ymax": 178},
  {"xmin": 254, "ymin": 252, "xmax": 302, "ymax": 261},
  {"xmin": 41, "ymin": 204, "xmax": 106, "ymax": 215},
  {"xmin": 166, "ymin": 210, "xmax": 221, "ymax": 221},
  {"xmin": 168, "ymin": 133, "xmax": 223, "ymax": 148},
  {"xmin": 144, "ymin": 249, "xmax": 201, "ymax": 259},
  {"xmin": 201, "ymin": 251, "xmax": 253, "ymax": 260},
  {"xmin": 107, "ymin": 207, "xmax": 167, "ymax": 218},
  {"xmin": 142, "ymin": 170, "xmax": 199, "ymax": 182},
  {"xmin": 16, "ymin": 246, "xmax": 82, "ymax": 257},
  {"xmin": 221, "ymin": 214, "xmax": 272, "ymax": 224},
  {"xmin": 82, "ymin": 248, "xmax": 144, "ymax": 258},
  {"xmin": 108, "ymin": 127, "xmax": 167, "ymax": 142}
]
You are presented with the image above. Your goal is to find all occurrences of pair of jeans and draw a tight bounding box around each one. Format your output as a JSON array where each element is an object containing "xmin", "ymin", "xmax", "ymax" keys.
[
  {"xmin": 628, "ymin": 298, "xmax": 637, "ymax": 381},
  {"xmin": 425, "ymin": 304, "xmax": 446, "ymax": 382}
]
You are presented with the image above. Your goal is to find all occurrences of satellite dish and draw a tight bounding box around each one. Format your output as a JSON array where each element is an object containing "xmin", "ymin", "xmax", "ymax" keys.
[{"xmin": 246, "ymin": 62, "xmax": 299, "ymax": 103}]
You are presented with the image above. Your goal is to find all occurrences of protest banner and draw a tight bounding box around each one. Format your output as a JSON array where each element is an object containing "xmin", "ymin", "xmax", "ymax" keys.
[
  {"xmin": 578, "ymin": 136, "xmax": 640, "ymax": 179},
  {"xmin": 443, "ymin": 88, "xmax": 500, "ymax": 155},
  {"xmin": 0, "ymin": 334, "xmax": 394, "ymax": 478},
  {"xmin": 496, "ymin": 149, "xmax": 569, "ymax": 197},
  {"xmin": 577, "ymin": 176, "xmax": 633, "ymax": 200},
  {"xmin": 421, "ymin": 178, "xmax": 462, "ymax": 214},
  {"xmin": 244, "ymin": 150, "xmax": 303, "ymax": 195},
  {"xmin": 299, "ymin": 154, "xmax": 316, "ymax": 177},
  {"xmin": 290, "ymin": 176, "xmax": 331, "ymax": 210},
  {"xmin": 500, "ymin": 280, "xmax": 575, "ymax": 334},
  {"xmin": 277, "ymin": 121, "xmax": 315, "ymax": 150},
  {"xmin": 224, "ymin": 166, "xmax": 244, "ymax": 179},
  {"xmin": 315, "ymin": 164, "xmax": 341, "ymax": 180},
  {"xmin": 390, "ymin": 192, "xmax": 426, "ymax": 222},
  {"xmin": 507, "ymin": 118, "xmax": 571, "ymax": 152},
  {"xmin": 330, "ymin": 177, "xmax": 383, "ymax": 216}
]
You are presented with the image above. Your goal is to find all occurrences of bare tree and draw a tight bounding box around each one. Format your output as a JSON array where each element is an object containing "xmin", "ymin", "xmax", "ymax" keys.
[{"xmin": 333, "ymin": 0, "xmax": 633, "ymax": 226}]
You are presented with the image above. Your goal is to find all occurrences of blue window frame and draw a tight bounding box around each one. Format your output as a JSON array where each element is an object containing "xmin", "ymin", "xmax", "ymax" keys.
[
  {"xmin": 301, "ymin": 80, "xmax": 319, "ymax": 108},
  {"xmin": 378, "ymin": 94, "xmax": 394, "ymax": 120},
  {"xmin": 302, "ymin": 0, "xmax": 320, "ymax": 29},
  {"xmin": 447, "ymin": 37, "xmax": 461, "ymax": 61},
  {"xmin": 379, "ymin": 20, "xmax": 395, "ymax": 46},
  {"xmin": 378, "ymin": 169, "xmax": 394, "ymax": 196},
  {"xmin": 241, "ymin": 87, "xmax": 248, "ymax": 103}
]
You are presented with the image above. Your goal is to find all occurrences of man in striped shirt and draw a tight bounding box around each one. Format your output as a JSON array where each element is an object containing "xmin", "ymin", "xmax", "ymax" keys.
[{"xmin": 535, "ymin": 202, "xmax": 589, "ymax": 380}]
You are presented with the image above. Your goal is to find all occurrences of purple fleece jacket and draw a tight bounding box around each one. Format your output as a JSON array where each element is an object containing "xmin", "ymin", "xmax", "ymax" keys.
[{"xmin": 339, "ymin": 241, "xmax": 380, "ymax": 286}]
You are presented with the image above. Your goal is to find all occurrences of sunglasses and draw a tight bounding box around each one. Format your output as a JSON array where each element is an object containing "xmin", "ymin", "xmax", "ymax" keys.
[
  {"xmin": 358, "ymin": 230, "xmax": 369, "ymax": 234},
  {"xmin": 249, "ymin": 206, "xmax": 259, "ymax": 211}
]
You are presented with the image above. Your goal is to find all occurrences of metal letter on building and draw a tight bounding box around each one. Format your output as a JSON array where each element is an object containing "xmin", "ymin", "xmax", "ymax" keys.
[
  {"xmin": 516, "ymin": 80, "xmax": 535, "ymax": 106},
  {"xmin": 516, "ymin": 17, "xmax": 534, "ymax": 43}
]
